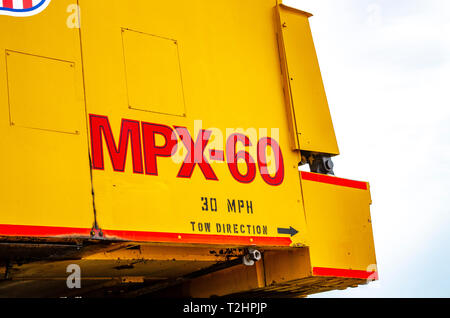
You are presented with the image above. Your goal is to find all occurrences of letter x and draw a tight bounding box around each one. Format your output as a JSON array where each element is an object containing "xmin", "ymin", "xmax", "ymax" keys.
[{"xmin": 174, "ymin": 127, "xmax": 218, "ymax": 181}]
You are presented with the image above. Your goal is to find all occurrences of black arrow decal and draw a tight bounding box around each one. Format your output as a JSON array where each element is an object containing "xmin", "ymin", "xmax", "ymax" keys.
[{"xmin": 277, "ymin": 227, "xmax": 298, "ymax": 237}]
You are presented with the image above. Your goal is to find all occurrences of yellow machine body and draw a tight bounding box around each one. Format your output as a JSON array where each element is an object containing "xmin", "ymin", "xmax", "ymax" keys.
[{"xmin": 0, "ymin": 0, "xmax": 377, "ymax": 297}]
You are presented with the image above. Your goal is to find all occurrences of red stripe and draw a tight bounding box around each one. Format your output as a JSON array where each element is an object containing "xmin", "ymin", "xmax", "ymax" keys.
[
  {"xmin": 301, "ymin": 171, "xmax": 368, "ymax": 190},
  {"xmin": 22, "ymin": 0, "xmax": 33, "ymax": 9},
  {"xmin": 0, "ymin": 224, "xmax": 91, "ymax": 237},
  {"xmin": 3, "ymin": 0, "xmax": 13, "ymax": 9},
  {"xmin": 0, "ymin": 224, "xmax": 292, "ymax": 247},
  {"xmin": 313, "ymin": 267, "xmax": 378, "ymax": 280},
  {"xmin": 103, "ymin": 229, "xmax": 292, "ymax": 246}
]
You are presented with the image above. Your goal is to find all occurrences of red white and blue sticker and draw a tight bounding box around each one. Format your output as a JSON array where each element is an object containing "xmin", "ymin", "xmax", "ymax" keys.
[{"xmin": 0, "ymin": 0, "xmax": 51, "ymax": 17}]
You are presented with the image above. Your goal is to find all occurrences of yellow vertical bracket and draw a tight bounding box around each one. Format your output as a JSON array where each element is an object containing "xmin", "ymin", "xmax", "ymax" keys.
[{"xmin": 275, "ymin": 4, "xmax": 339, "ymax": 155}]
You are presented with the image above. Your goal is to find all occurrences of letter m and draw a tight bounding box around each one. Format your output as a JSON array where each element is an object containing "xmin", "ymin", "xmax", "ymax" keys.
[
  {"xmin": 227, "ymin": 200, "xmax": 236, "ymax": 212},
  {"xmin": 89, "ymin": 114, "xmax": 143, "ymax": 173}
]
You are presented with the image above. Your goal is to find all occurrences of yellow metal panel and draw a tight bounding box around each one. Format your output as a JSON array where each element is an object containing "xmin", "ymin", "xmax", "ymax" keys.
[
  {"xmin": 263, "ymin": 248, "xmax": 311, "ymax": 284},
  {"xmin": 277, "ymin": 5, "xmax": 339, "ymax": 155},
  {"xmin": 6, "ymin": 51, "xmax": 79, "ymax": 134},
  {"xmin": 122, "ymin": 29, "xmax": 186, "ymax": 116},
  {"xmin": 0, "ymin": 0, "xmax": 94, "ymax": 230},
  {"xmin": 79, "ymin": 0, "xmax": 308, "ymax": 247},
  {"xmin": 301, "ymin": 172, "xmax": 377, "ymax": 272}
]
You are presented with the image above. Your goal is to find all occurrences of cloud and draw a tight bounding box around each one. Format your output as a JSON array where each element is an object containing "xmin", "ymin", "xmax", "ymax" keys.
[{"xmin": 284, "ymin": 0, "xmax": 450, "ymax": 297}]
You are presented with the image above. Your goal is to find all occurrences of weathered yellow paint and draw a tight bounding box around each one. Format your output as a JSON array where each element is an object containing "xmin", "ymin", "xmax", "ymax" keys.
[{"xmin": 83, "ymin": 245, "xmax": 237, "ymax": 262}]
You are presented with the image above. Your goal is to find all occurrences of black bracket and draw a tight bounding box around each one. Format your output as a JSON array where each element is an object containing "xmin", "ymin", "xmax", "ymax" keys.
[{"xmin": 300, "ymin": 153, "xmax": 335, "ymax": 175}]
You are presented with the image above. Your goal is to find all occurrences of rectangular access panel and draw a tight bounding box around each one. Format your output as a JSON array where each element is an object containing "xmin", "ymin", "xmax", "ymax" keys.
[
  {"xmin": 6, "ymin": 50, "xmax": 80, "ymax": 134},
  {"xmin": 122, "ymin": 28, "xmax": 186, "ymax": 116}
]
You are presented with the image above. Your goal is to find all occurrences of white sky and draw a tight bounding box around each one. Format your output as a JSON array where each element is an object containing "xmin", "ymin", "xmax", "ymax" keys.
[{"xmin": 283, "ymin": 0, "xmax": 450, "ymax": 297}]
